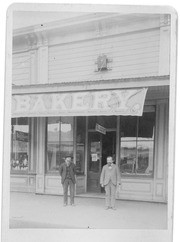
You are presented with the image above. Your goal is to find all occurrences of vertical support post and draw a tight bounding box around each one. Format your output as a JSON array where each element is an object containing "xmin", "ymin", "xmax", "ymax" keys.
[
  {"xmin": 153, "ymin": 101, "xmax": 168, "ymax": 202},
  {"xmin": 158, "ymin": 15, "xmax": 170, "ymax": 76},
  {"xmin": 35, "ymin": 117, "xmax": 46, "ymax": 194},
  {"xmin": 29, "ymin": 50, "xmax": 37, "ymax": 84},
  {"xmin": 37, "ymin": 46, "xmax": 48, "ymax": 84},
  {"xmin": 116, "ymin": 116, "xmax": 120, "ymax": 166},
  {"xmin": 29, "ymin": 118, "xmax": 33, "ymax": 172},
  {"xmin": 84, "ymin": 117, "xmax": 88, "ymax": 193},
  {"xmin": 73, "ymin": 117, "xmax": 78, "ymax": 195},
  {"xmin": 73, "ymin": 117, "xmax": 77, "ymax": 165}
]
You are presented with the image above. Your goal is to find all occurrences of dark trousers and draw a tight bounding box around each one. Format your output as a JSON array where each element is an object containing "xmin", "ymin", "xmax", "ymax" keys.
[{"xmin": 62, "ymin": 178, "xmax": 75, "ymax": 205}]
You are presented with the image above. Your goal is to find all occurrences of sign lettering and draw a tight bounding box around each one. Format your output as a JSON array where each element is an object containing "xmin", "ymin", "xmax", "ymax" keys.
[{"xmin": 12, "ymin": 88, "xmax": 147, "ymax": 117}]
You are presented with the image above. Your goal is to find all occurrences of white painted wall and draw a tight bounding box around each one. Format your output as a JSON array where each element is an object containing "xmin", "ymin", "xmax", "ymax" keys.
[{"xmin": 48, "ymin": 29, "xmax": 160, "ymax": 83}]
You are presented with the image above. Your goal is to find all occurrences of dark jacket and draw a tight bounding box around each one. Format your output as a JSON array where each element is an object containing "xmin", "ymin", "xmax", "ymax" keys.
[{"xmin": 59, "ymin": 162, "xmax": 76, "ymax": 184}]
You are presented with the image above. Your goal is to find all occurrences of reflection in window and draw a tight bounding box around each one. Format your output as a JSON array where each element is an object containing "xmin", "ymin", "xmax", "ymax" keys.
[
  {"xmin": 120, "ymin": 141, "xmax": 136, "ymax": 174},
  {"xmin": 11, "ymin": 118, "xmax": 29, "ymax": 171},
  {"xmin": 46, "ymin": 117, "xmax": 74, "ymax": 172},
  {"xmin": 120, "ymin": 106, "xmax": 155, "ymax": 176}
]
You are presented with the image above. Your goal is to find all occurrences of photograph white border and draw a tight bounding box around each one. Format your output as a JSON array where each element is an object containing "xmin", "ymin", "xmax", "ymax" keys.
[{"xmin": 1, "ymin": 3, "xmax": 178, "ymax": 242}]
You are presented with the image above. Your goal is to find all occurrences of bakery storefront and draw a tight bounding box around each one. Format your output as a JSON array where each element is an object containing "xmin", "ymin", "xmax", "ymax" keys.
[
  {"xmin": 11, "ymin": 13, "xmax": 170, "ymax": 203},
  {"xmin": 11, "ymin": 85, "xmax": 169, "ymax": 203}
]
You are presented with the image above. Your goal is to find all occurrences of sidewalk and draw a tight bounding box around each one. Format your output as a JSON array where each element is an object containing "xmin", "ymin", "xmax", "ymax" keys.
[{"xmin": 10, "ymin": 192, "xmax": 167, "ymax": 229}]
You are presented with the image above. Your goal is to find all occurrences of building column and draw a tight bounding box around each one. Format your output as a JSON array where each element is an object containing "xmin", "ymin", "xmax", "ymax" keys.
[
  {"xmin": 158, "ymin": 14, "xmax": 170, "ymax": 76},
  {"xmin": 29, "ymin": 50, "xmax": 37, "ymax": 84},
  {"xmin": 35, "ymin": 117, "xmax": 46, "ymax": 194},
  {"xmin": 153, "ymin": 101, "xmax": 169, "ymax": 202},
  {"xmin": 37, "ymin": 46, "xmax": 48, "ymax": 84},
  {"xmin": 28, "ymin": 117, "xmax": 37, "ymax": 192}
]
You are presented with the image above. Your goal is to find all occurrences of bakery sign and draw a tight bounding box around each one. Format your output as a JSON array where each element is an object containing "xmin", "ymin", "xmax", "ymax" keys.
[{"xmin": 12, "ymin": 88, "xmax": 147, "ymax": 118}]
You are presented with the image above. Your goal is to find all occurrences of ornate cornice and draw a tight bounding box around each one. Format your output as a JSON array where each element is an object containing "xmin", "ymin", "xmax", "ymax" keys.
[
  {"xmin": 160, "ymin": 14, "xmax": 171, "ymax": 27},
  {"xmin": 13, "ymin": 13, "xmax": 162, "ymax": 53}
]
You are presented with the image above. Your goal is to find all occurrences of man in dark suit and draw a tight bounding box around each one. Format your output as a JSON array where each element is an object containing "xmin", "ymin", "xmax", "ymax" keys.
[
  {"xmin": 59, "ymin": 156, "xmax": 76, "ymax": 206},
  {"xmin": 100, "ymin": 156, "xmax": 121, "ymax": 210}
]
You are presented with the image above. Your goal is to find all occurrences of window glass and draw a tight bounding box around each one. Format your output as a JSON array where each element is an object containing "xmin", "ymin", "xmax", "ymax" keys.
[
  {"xmin": 46, "ymin": 117, "xmax": 74, "ymax": 172},
  {"xmin": 60, "ymin": 117, "xmax": 74, "ymax": 164},
  {"xmin": 120, "ymin": 106, "xmax": 155, "ymax": 177},
  {"xmin": 88, "ymin": 133, "xmax": 101, "ymax": 173},
  {"xmin": 46, "ymin": 117, "xmax": 60, "ymax": 172},
  {"xmin": 120, "ymin": 141, "xmax": 136, "ymax": 174},
  {"xmin": 138, "ymin": 111, "xmax": 155, "ymax": 139},
  {"xmin": 11, "ymin": 118, "xmax": 29, "ymax": 172},
  {"xmin": 76, "ymin": 117, "xmax": 86, "ymax": 175},
  {"xmin": 120, "ymin": 116, "xmax": 137, "ymax": 140},
  {"xmin": 137, "ymin": 141, "xmax": 154, "ymax": 175}
]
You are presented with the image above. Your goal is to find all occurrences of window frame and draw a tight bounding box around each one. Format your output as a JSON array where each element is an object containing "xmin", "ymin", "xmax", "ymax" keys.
[
  {"xmin": 119, "ymin": 105, "xmax": 156, "ymax": 178},
  {"xmin": 10, "ymin": 117, "xmax": 31, "ymax": 174},
  {"xmin": 45, "ymin": 116, "xmax": 75, "ymax": 175}
]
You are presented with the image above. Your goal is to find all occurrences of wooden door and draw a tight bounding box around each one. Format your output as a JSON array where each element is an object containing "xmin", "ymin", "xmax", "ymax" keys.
[{"xmin": 87, "ymin": 132, "xmax": 102, "ymax": 193}]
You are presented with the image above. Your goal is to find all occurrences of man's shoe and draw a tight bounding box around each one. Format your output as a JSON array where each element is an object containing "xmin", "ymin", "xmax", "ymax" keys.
[
  {"xmin": 70, "ymin": 203, "xmax": 75, "ymax": 206},
  {"xmin": 63, "ymin": 203, "xmax": 67, "ymax": 207},
  {"xmin": 105, "ymin": 206, "xmax": 110, "ymax": 210},
  {"xmin": 111, "ymin": 207, "xmax": 116, "ymax": 210}
]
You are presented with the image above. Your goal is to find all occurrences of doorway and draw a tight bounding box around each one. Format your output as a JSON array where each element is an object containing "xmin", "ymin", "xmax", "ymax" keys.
[{"xmin": 87, "ymin": 131, "xmax": 116, "ymax": 193}]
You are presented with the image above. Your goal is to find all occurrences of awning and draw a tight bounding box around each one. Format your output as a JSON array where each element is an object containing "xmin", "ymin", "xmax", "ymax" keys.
[{"xmin": 12, "ymin": 88, "xmax": 148, "ymax": 118}]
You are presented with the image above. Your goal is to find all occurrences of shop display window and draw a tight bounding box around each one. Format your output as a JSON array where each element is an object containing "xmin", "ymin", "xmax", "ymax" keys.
[
  {"xmin": 120, "ymin": 106, "xmax": 155, "ymax": 177},
  {"xmin": 46, "ymin": 116, "xmax": 74, "ymax": 172},
  {"xmin": 11, "ymin": 118, "xmax": 30, "ymax": 172}
]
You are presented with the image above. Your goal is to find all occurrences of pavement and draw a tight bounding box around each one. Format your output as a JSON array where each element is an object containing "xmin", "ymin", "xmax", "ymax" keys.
[{"xmin": 10, "ymin": 192, "xmax": 167, "ymax": 229}]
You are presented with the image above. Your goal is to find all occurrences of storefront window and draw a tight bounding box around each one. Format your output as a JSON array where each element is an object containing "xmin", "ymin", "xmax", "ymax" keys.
[
  {"xmin": 120, "ymin": 106, "xmax": 155, "ymax": 177},
  {"xmin": 46, "ymin": 116, "xmax": 74, "ymax": 172},
  {"xmin": 76, "ymin": 117, "xmax": 86, "ymax": 175},
  {"xmin": 11, "ymin": 118, "xmax": 30, "ymax": 172}
]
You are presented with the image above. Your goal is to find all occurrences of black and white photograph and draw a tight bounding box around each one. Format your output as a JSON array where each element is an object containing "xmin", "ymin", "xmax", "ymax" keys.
[{"xmin": 1, "ymin": 3, "xmax": 178, "ymax": 242}]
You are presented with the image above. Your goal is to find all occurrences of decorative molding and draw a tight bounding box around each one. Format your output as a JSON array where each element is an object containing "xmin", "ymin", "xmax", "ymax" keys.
[
  {"xmin": 36, "ymin": 175, "xmax": 45, "ymax": 193},
  {"xmin": 37, "ymin": 45, "xmax": 48, "ymax": 84},
  {"xmin": 13, "ymin": 13, "xmax": 160, "ymax": 52},
  {"xmin": 160, "ymin": 14, "xmax": 171, "ymax": 27},
  {"xmin": 12, "ymin": 75, "xmax": 170, "ymax": 95},
  {"xmin": 158, "ymin": 23, "xmax": 170, "ymax": 75},
  {"xmin": 121, "ymin": 181, "xmax": 152, "ymax": 193},
  {"xmin": 155, "ymin": 183, "xmax": 164, "ymax": 197}
]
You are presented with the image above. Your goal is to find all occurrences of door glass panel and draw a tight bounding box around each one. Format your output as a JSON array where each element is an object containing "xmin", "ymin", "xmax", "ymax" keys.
[
  {"xmin": 87, "ymin": 132, "xmax": 101, "ymax": 193},
  {"xmin": 89, "ymin": 133, "xmax": 101, "ymax": 173}
]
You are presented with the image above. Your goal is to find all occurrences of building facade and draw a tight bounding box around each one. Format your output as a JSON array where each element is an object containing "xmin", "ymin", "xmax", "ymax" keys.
[{"xmin": 11, "ymin": 13, "xmax": 170, "ymax": 202}]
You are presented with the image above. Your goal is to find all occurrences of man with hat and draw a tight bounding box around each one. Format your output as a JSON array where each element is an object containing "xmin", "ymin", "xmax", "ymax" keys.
[
  {"xmin": 59, "ymin": 156, "xmax": 76, "ymax": 206},
  {"xmin": 100, "ymin": 156, "xmax": 121, "ymax": 210}
]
